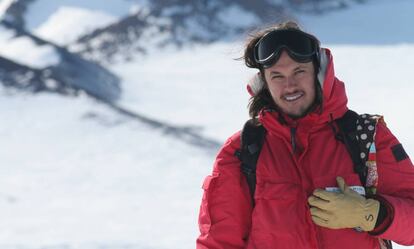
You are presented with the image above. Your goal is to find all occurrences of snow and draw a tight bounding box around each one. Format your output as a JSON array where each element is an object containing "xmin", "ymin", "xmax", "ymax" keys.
[
  {"xmin": 217, "ymin": 4, "xmax": 260, "ymax": 28},
  {"xmin": 112, "ymin": 42, "xmax": 251, "ymax": 141},
  {"xmin": 24, "ymin": 0, "xmax": 134, "ymax": 31},
  {"xmin": 183, "ymin": 18, "xmax": 216, "ymax": 41},
  {"xmin": 1, "ymin": 0, "xmax": 414, "ymax": 249},
  {"xmin": 0, "ymin": 25, "xmax": 60, "ymax": 69},
  {"xmin": 0, "ymin": 92, "xmax": 211, "ymax": 248},
  {"xmin": 0, "ymin": 0, "xmax": 14, "ymax": 19},
  {"xmin": 34, "ymin": 6, "xmax": 117, "ymax": 46},
  {"xmin": 161, "ymin": 5, "xmax": 192, "ymax": 16},
  {"xmin": 129, "ymin": 3, "xmax": 150, "ymax": 16}
]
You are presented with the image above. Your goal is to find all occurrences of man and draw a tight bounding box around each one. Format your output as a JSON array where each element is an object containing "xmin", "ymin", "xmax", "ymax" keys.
[{"xmin": 196, "ymin": 21, "xmax": 414, "ymax": 249}]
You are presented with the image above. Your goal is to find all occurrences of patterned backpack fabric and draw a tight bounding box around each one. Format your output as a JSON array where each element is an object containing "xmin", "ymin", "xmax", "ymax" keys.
[
  {"xmin": 354, "ymin": 114, "xmax": 384, "ymax": 195},
  {"xmin": 353, "ymin": 114, "xmax": 392, "ymax": 249}
]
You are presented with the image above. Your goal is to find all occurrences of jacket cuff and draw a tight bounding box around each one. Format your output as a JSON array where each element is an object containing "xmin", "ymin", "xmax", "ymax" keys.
[{"xmin": 369, "ymin": 195, "xmax": 394, "ymax": 235}]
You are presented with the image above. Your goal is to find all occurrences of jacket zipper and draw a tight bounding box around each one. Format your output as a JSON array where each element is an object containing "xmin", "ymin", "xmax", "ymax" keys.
[
  {"xmin": 290, "ymin": 127, "xmax": 297, "ymax": 153},
  {"xmin": 291, "ymin": 126, "xmax": 320, "ymax": 247}
]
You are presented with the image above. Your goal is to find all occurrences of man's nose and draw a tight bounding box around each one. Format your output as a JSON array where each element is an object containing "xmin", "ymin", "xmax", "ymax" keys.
[{"xmin": 286, "ymin": 76, "xmax": 297, "ymax": 88}]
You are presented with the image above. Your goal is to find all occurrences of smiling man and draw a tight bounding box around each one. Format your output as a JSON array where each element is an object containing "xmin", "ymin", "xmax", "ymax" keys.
[
  {"xmin": 263, "ymin": 50, "xmax": 316, "ymax": 118},
  {"xmin": 196, "ymin": 21, "xmax": 414, "ymax": 249}
]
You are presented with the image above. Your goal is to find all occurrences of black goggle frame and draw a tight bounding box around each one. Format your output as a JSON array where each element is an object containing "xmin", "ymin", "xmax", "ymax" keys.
[{"xmin": 254, "ymin": 29, "xmax": 320, "ymax": 68}]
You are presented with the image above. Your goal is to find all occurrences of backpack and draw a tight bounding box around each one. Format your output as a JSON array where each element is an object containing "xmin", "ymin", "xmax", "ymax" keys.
[{"xmin": 235, "ymin": 109, "xmax": 392, "ymax": 249}]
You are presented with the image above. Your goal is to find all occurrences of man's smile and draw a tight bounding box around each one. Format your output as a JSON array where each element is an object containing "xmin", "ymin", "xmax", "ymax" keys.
[{"xmin": 283, "ymin": 92, "xmax": 304, "ymax": 102}]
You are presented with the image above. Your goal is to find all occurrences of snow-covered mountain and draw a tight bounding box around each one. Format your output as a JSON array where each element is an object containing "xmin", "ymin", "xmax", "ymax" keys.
[
  {"xmin": 0, "ymin": 19, "xmax": 120, "ymax": 101},
  {"xmin": 67, "ymin": 0, "xmax": 283, "ymax": 63},
  {"xmin": 0, "ymin": 0, "xmax": 33, "ymax": 29},
  {"xmin": 68, "ymin": 0, "xmax": 371, "ymax": 63},
  {"xmin": 0, "ymin": 0, "xmax": 377, "ymax": 95},
  {"xmin": 0, "ymin": 0, "xmax": 372, "ymax": 64}
]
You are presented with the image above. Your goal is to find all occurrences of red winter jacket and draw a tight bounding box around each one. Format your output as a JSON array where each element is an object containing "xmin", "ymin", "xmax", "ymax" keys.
[{"xmin": 196, "ymin": 49, "xmax": 414, "ymax": 249}]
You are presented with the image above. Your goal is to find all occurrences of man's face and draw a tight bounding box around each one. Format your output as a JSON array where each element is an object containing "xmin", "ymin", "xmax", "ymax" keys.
[{"xmin": 264, "ymin": 50, "xmax": 316, "ymax": 119}]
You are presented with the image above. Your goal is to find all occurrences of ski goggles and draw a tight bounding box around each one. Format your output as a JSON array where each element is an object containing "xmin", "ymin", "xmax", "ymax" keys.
[{"xmin": 254, "ymin": 29, "xmax": 319, "ymax": 68}]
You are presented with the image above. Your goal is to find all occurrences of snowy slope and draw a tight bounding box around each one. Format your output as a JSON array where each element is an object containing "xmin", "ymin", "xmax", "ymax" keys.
[
  {"xmin": 34, "ymin": 6, "xmax": 117, "ymax": 46},
  {"xmin": 0, "ymin": 91, "xmax": 213, "ymax": 249},
  {"xmin": 66, "ymin": 0, "xmax": 284, "ymax": 64},
  {"xmin": 0, "ymin": 23, "xmax": 59, "ymax": 68},
  {"xmin": 0, "ymin": 0, "xmax": 15, "ymax": 19},
  {"xmin": 0, "ymin": 19, "xmax": 121, "ymax": 102},
  {"xmin": 22, "ymin": 0, "xmax": 141, "ymax": 46},
  {"xmin": 25, "ymin": 0, "xmax": 135, "ymax": 30}
]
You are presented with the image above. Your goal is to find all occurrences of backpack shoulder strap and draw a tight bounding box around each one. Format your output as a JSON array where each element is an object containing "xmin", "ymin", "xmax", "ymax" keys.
[
  {"xmin": 336, "ymin": 110, "xmax": 368, "ymax": 185},
  {"xmin": 235, "ymin": 119, "xmax": 266, "ymax": 206},
  {"xmin": 336, "ymin": 110, "xmax": 383, "ymax": 195}
]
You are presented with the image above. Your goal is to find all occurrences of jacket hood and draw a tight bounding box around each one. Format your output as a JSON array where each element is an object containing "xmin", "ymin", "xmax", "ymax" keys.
[
  {"xmin": 247, "ymin": 48, "xmax": 348, "ymax": 132},
  {"xmin": 317, "ymin": 48, "xmax": 348, "ymax": 123}
]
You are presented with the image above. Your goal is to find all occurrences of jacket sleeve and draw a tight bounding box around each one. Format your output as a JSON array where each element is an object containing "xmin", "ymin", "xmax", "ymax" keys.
[
  {"xmin": 371, "ymin": 122, "xmax": 414, "ymax": 246},
  {"xmin": 196, "ymin": 131, "xmax": 252, "ymax": 249}
]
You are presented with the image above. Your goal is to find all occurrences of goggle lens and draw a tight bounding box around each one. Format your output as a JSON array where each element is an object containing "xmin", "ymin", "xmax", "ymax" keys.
[{"xmin": 254, "ymin": 29, "xmax": 318, "ymax": 68}]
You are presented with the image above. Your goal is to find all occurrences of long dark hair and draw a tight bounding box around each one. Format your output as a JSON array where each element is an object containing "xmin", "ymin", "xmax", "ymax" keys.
[{"xmin": 243, "ymin": 21, "xmax": 322, "ymax": 120}]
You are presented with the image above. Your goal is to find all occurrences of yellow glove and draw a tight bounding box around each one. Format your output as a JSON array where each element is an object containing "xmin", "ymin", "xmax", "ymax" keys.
[{"xmin": 308, "ymin": 176, "xmax": 380, "ymax": 231}]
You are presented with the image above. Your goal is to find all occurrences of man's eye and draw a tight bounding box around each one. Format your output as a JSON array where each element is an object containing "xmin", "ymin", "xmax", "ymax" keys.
[
  {"xmin": 272, "ymin": 75, "xmax": 283, "ymax": 80},
  {"xmin": 295, "ymin": 70, "xmax": 305, "ymax": 75}
]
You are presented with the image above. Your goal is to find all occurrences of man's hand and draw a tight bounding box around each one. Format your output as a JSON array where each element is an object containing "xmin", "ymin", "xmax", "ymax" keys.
[{"xmin": 308, "ymin": 176, "xmax": 380, "ymax": 231}]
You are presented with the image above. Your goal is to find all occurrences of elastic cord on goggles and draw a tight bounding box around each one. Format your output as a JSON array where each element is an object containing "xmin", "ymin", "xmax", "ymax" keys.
[{"xmin": 254, "ymin": 29, "xmax": 319, "ymax": 68}]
